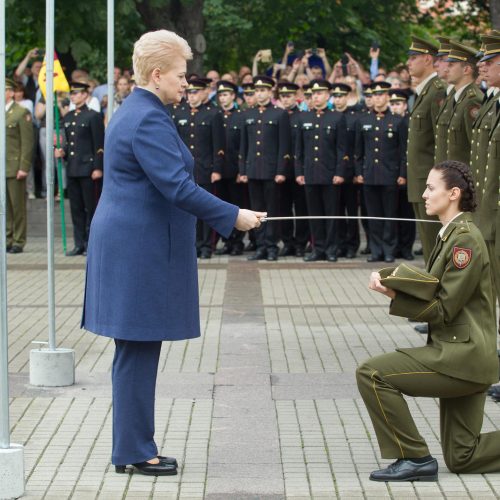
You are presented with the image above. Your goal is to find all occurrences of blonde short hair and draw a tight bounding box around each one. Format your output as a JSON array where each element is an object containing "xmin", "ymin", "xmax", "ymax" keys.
[{"xmin": 133, "ymin": 30, "xmax": 193, "ymax": 86}]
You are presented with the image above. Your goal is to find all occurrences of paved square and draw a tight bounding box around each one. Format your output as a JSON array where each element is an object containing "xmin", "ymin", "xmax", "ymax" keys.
[{"xmin": 5, "ymin": 237, "xmax": 500, "ymax": 499}]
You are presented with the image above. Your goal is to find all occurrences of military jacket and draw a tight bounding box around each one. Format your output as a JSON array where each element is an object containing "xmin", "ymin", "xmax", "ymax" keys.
[
  {"xmin": 389, "ymin": 213, "xmax": 498, "ymax": 385},
  {"xmin": 286, "ymin": 106, "xmax": 302, "ymax": 179},
  {"xmin": 6, "ymin": 102, "xmax": 34, "ymax": 178},
  {"xmin": 354, "ymin": 109, "xmax": 407, "ymax": 185},
  {"xmin": 239, "ymin": 102, "xmax": 291, "ymax": 180},
  {"xmin": 338, "ymin": 106, "xmax": 359, "ymax": 180},
  {"xmin": 446, "ymin": 83, "xmax": 483, "ymax": 164},
  {"xmin": 171, "ymin": 102, "xmax": 225, "ymax": 185},
  {"xmin": 294, "ymin": 108, "xmax": 346, "ymax": 185},
  {"xmin": 63, "ymin": 104, "xmax": 104, "ymax": 178},
  {"xmin": 433, "ymin": 87, "xmax": 455, "ymax": 164},
  {"xmin": 470, "ymin": 91, "xmax": 498, "ymax": 208},
  {"xmin": 221, "ymin": 105, "xmax": 244, "ymax": 179},
  {"xmin": 477, "ymin": 103, "xmax": 500, "ymax": 241},
  {"xmin": 407, "ymin": 75, "xmax": 446, "ymax": 202}
]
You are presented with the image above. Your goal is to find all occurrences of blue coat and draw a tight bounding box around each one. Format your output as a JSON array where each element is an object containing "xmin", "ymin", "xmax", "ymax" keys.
[{"xmin": 82, "ymin": 88, "xmax": 238, "ymax": 341}]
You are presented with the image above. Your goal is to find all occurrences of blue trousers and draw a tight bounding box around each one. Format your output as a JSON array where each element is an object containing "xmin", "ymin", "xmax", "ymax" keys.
[{"xmin": 111, "ymin": 339, "xmax": 162, "ymax": 465}]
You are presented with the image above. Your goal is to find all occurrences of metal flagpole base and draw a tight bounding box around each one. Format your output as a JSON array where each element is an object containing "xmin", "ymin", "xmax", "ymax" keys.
[
  {"xmin": 29, "ymin": 348, "xmax": 75, "ymax": 387},
  {"xmin": 0, "ymin": 443, "xmax": 24, "ymax": 499}
]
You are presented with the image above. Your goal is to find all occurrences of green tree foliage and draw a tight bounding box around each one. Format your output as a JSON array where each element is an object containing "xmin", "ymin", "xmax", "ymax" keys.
[{"xmin": 6, "ymin": 0, "xmax": 441, "ymax": 80}]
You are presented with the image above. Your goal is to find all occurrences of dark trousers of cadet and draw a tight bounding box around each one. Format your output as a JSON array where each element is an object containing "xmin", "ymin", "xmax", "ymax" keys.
[
  {"xmin": 356, "ymin": 351, "xmax": 500, "ymax": 474},
  {"xmin": 396, "ymin": 186, "xmax": 416, "ymax": 257},
  {"xmin": 304, "ymin": 184, "xmax": 340, "ymax": 255},
  {"xmin": 413, "ymin": 202, "xmax": 440, "ymax": 264},
  {"xmin": 216, "ymin": 178, "xmax": 244, "ymax": 250},
  {"xmin": 241, "ymin": 182, "xmax": 256, "ymax": 246},
  {"xmin": 364, "ymin": 185, "xmax": 398, "ymax": 259},
  {"xmin": 6, "ymin": 178, "xmax": 27, "ymax": 248},
  {"xmin": 67, "ymin": 176, "xmax": 98, "ymax": 249},
  {"xmin": 248, "ymin": 179, "xmax": 280, "ymax": 250},
  {"xmin": 196, "ymin": 183, "xmax": 216, "ymax": 252},
  {"xmin": 359, "ymin": 185, "xmax": 371, "ymax": 251},
  {"xmin": 279, "ymin": 179, "xmax": 310, "ymax": 249},
  {"xmin": 337, "ymin": 182, "xmax": 360, "ymax": 254},
  {"xmin": 112, "ymin": 339, "xmax": 162, "ymax": 465}
]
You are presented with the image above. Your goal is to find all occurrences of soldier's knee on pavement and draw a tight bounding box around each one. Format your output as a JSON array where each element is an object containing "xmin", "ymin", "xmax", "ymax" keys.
[{"xmin": 443, "ymin": 449, "xmax": 474, "ymax": 474}]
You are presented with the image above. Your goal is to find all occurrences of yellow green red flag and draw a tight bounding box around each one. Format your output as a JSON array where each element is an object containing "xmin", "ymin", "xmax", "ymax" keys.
[{"xmin": 38, "ymin": 51, "xmax": 70, "ymax": 97}]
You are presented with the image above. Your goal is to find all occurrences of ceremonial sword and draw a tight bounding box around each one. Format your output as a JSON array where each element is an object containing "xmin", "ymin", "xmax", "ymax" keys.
[{"xmin": 259, "ymin": 216, "xmax": 450, "ymax": 224}]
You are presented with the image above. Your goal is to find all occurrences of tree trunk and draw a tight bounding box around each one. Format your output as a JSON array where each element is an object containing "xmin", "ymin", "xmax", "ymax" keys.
[
  {"xmin": 491, "ymin": 0, "xmax": 500, "ymax": 30},
  {"xmin": 135, "ymin": 0, "xmax": 205, "ymax": 75}
]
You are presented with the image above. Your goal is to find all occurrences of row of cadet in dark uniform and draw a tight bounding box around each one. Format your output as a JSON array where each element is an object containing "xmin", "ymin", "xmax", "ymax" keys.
[{"xmin": 168, "ymin": 75, "xmax": 413, "ymax": 262}]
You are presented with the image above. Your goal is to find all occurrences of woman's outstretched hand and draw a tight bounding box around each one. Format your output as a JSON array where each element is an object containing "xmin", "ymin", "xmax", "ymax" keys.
[
  {"xmin": 368, "ymin": 272, "xmax": 396, "ymax": 299},
  {"xmin": 235, "ymin": 209, "xmax": 267, "ymax": 231}
]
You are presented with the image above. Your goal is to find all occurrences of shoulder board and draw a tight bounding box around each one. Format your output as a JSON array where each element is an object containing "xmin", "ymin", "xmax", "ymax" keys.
[{"xmin": 433, "ymin": 79, "xmax": 445, "ymax": 89}]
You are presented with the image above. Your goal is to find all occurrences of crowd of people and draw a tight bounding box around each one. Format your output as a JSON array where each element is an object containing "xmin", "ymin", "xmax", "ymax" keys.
[{"xmin": 3, "ymin": 34, "xmax": 499, "ymax": 268}]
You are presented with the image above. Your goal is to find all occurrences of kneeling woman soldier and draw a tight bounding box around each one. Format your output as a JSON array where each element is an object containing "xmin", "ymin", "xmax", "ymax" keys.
[{"xmin": 357, "ymin": 160, "xmax": 500, "ymax": 482}]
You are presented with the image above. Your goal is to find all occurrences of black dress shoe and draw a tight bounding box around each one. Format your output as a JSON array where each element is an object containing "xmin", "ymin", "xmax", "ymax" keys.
[
  {"xmin": 369, "ymin": 457, "xmax": 438, "ymax": 482},
  {"xmin": 414, "ymin": 247, "xmax": 423, "ymax": 256},
  {"xmin": 360, "ymin": 246, "xmax": 371, "ymax": 255},
  {"xmin": 304, "ymin": 251, "xmax": 326, "ymax": 262},
  {"xmin": 158, "ymin": 455, "xmax": 178, "ymax": 467},
  {"xmin": 414, "ymin": 323, "xmax": 428, "ymax": 334},
  {"xmin": 115, "ymin": 460, "xmax": 177, "ymax": 476},
  {"xmin": 66, "ymin": 247, "xmax": 85, "ymax": 256},
  {"xmin": 326, "ymin": 253, "xmax": 338, "ymax": 262},
  {"xmin": 295, "ymin": 247, "xmax": 305, "ymax": 257},
  {"xmin": 367, "ymin": 255, "xmax": 383, "ymax": 263},
  {"xmin": 279, "ymin": 245, "xmax": 295, "ymax": 257},
  {"xmin": 346, "ymin": 250, "xmax": 356, "ymax": 259},
  {"xmin": 247, "ymin": 249, "xmax": 267, "ymax": 261},
  {"xmin": 230, "ymin": 246, "xmax": 243, "ymax": 256},
  {"xmin": 402, "ymin": 253, "xmax": 415, "ymax": 261},
  {"xmin": 384, "ymin": 256, "xmax": 395, "ymax": 263},
  {"xmin": 267, "ymin": 249, "xmax": 278, "ymax": 261},
  {"xmin": 336, "ymin": 249, "xmax": 347, "ymax": 258},
  {"xmin": 199, "ymin": 250, "xmax": 212, "ymax": 259},
  {"xmin": 6, "ymin": 245, "xmax": 12, "ymax": 252},
  {"xmin": 244, "ymin": 241, "xmax": 257, "ymax": 252},
  {"xmin": 215, "ymin": 244, "xmax": 231, "ymax": 255},
  {"xmin": 8, "ymin": 245, "xmax": 23, "ymax": 254}
]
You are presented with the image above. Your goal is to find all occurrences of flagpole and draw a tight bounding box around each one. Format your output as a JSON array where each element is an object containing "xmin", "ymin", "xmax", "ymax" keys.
[
  {"xmin": 107, "ymin": 0, "xmax": 114, "ymax": 120},
  {"xmin": 0, "ymin": 0, "xmax": 25, "ymax": 495},
  {"xmin": 29, "ymin": 0, "xmax": 74, "ymax": 388}
]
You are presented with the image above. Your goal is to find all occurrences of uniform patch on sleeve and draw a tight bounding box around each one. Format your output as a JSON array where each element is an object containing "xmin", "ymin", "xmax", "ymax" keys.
[
  {"xmin": 469, "ymin": 105, "xmax": 480, "ymax": 119},
  {"xmin": 25, "ymin": 114, "xmax": 32, "ymax": 122},
  {"xmin": 452, "ymin": 246, "xmax": 472, "ymax": 269}
]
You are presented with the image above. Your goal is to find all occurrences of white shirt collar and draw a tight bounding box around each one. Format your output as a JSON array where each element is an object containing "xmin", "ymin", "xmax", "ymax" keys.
[
  {"xmin": 439, "ymin": 212, "xmax": 463, "ymax": 238},
  {"xmin": 415, "ymin": 72, "xmax": 437, "ymax": 96},
  {"xmin": 493, "ymin": 87, "xmax": 500, "ymax": 96},
  {"xmin": 5, "ymin": 100, "xmax": 13, "ymax": 112},
  {"xmin": 446, "ymin": 84, "xmax": 454, "ymax": 96},
  {"xmin": 454, "ymin": 82, "xmax": 471, "ymax": 102}
]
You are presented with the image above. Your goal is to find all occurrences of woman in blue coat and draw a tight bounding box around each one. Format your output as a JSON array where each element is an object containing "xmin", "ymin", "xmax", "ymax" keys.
[{"xmin": 82, "ymin": 30, "xmax": 264, "ymax": 476}]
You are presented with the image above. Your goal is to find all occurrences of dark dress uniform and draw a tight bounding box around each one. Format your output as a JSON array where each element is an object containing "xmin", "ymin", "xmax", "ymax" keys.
[
  {"xmin": 215, "ymin": 81, "xmax": 245, "ymax": 255},
  {"xmin": 63, "ymin": 102, "xmax": 104, "ymax": 253},
  {"xmin": 171, "ymin": 84, "xmax": 225, "ymax": 257},
  {"xmin": 406, "ymin": 37, "xmax": 446, "ymax": 262},
  {"xmin": 240, "ymin": 77, "xmax": 291, "ymax": 259},
  {"xmin": 357, "ymin": 213, "xmax": 500, "ymax": 476},
  {"xmin": 295, "ymin": 103, "xmax": 346, "ymax": 260},
  {"xmin": 279, "ymin": 91, "xmax": 309, "ymax": 257},
  {"xmin": 355, "ymin": 89, "xmax": 408, "ymax": 262}
]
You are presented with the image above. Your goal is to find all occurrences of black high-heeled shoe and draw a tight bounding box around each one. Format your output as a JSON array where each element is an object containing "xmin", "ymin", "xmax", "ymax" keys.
[
  {"xmin": 158, "ymin": 455, "xmax": 178, "ymax": 467},
  {"xmin": 115, "ymin": 459, "xmax": 177, "ymax": 476}
]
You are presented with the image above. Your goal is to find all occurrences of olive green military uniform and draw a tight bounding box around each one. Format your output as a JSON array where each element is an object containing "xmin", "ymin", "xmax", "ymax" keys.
[
  {"xmin": 470, "ymin": 89, "xmax": 498, "ymax": 210},
  {"xmin": 357, "ymin": 213, "xmax": 500, "ymax": 473},
  {"xmin": 406, "ymin": 37, "xmax": 446, "ymax": 262},
  {"xmin": 6, "ymin": 100, "xmax": 34, "ymax": 249},
  {"xmin": 477, "ymin": 35, "xmax": 500, "ymax": 299},
  {"xmin": 433, "ymin": 86, "xmax": 455, "ymax": 164}
]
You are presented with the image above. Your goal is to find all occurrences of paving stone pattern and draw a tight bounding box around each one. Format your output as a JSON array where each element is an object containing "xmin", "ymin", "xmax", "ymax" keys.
[{"xmin": 6, "ymin": 237, "xmax": 500, "ymax": 499}]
